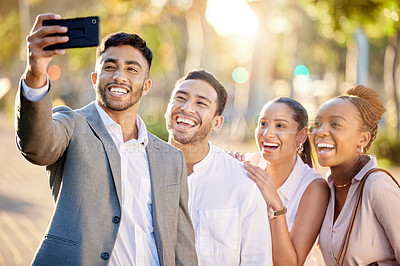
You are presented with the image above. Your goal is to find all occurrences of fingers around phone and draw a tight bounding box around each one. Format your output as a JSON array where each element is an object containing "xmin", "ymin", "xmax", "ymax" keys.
[{"xmin": 31, "ymin": 13, "xmax": 62, "ymax": 32}]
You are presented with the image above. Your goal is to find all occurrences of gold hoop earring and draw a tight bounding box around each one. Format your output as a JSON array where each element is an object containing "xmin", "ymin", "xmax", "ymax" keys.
[{"xmin": 297, "ymin": 143, "xmax": 303, "ymax": 153}]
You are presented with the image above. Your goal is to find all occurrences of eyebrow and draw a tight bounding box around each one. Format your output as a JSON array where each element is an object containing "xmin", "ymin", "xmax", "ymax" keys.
[
  {"xmin": 175, "ymin": 90, "xmax": 212, "ymax": 104},
  {"xmin": 259, "ymin": 117, "xmax": 289, "ymax": 123},
  {"xmin": 315, "ymin": 115, "xmax": 346, "ymax": 121},
  {"xmin": 104, "ymin": 58, "xmax": 142, "ymax": 70}
]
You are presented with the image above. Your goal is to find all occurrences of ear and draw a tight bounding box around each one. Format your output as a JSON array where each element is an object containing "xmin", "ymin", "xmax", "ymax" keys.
[
  {"xmin": 91, "ymin": 72, "xmax": 97, "ymax": 87},
  {"xmin": 297, "ymin": 126, "xmax": 309, "ymax": 145},
  {"xmin": 359, "ymin": 131, "xmax": 371, "ymax": 151},
  {"xmin": 141, "ymin": 79, "xmax": 152, "ymax": 96},
  {"xmin": 212, "ymin": 115, "xmax": 224, "ymax": 131}
]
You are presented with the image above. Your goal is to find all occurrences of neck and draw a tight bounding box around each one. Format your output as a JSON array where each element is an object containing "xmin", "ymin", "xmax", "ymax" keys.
[
  {"xmin": 169, "ymin": 138, "xmax": 210, "ymax": 176},
  {"xmin": 268, "ymin": 154, "xmax": 297, "ymax": 188},
  {"xmin": 99, "ymin": 102, "xmax": 139, "ymax": 142},
  {"xmin": 330, "ymin": 155, "xmax": 369, "ymax": 185}
]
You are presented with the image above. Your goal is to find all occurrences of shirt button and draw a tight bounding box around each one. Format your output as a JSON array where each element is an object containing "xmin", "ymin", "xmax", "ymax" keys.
[
  {"xmin": 112, "ymin": 216, "xmax": 120, "ymax": 224},
  {"xmin": 100, "ymin": 252, "xmax": 110, "ymax": 260}
]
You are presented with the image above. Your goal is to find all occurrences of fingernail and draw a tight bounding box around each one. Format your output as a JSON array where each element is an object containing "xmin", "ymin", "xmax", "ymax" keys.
[{"xmin": 61, "ymin": 27, "xmax": 68, "ymax": 31}]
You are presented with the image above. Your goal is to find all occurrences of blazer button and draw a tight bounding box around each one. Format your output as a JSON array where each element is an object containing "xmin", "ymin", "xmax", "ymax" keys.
[
  {"xmin": 100, "ymin": 252, "xmax": 110, "ymax": 260},
  {"xmin": 112, "ymin": 216, "xmax": 120, "ymax": 224}
]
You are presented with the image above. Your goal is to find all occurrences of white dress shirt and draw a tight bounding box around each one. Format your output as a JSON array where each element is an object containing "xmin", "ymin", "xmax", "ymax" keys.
[
  {"xmin": 188, "ymin": 143, "xmax": 273, "ymax": 266},
  {"xmin": 22, "ymin": 81, "xmax": 160, "ymax": 266}
]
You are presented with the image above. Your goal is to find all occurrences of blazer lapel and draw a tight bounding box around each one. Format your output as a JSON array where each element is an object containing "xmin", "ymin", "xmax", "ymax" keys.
[
  {"xmin": 77, "ymin": 102, "xmax": 122, "ymax": 206},
  {"xmin": 146, "ymin": 134, "xmax": 165, "ymax": 263}
]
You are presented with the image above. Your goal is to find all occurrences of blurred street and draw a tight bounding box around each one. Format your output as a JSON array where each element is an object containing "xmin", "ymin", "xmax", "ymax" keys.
[
  {"xmin": 1, "ymin": 110, "xmax": 399, "ymax": 266},
  {"xmin": 0, "ymin": 112, "xmax": 53, "ymax": 266}
]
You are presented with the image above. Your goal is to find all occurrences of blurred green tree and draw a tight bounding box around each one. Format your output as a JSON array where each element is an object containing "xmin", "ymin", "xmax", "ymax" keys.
[{"xmin": 300, "ymin": 0, "xmax": 400, "ymax": 137}]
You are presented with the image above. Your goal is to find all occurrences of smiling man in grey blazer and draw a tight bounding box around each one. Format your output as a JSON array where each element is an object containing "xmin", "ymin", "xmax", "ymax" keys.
[{"xmin": 15, "ymin": 13, "xmax": 197, "ymax": 265}]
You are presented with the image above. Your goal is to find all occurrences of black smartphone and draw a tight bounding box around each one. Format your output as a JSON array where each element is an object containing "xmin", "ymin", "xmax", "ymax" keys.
[{"xmin": 43, "ymin": 16, "xmax": 100, "ymax": 50}]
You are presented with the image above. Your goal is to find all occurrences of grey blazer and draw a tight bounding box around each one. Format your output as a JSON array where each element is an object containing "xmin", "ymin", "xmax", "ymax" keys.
[{"xmin": 15, "ymin": 85, "xmax": 197, "ymax": 265}]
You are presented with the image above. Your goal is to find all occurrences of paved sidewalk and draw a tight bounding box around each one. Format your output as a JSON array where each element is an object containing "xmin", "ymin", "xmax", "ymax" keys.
[
  {"xmin": 0, "ymin": 112, "xmax": 53, "ymax": 265},
  {"xmin": 1, "ymin": 111, "xmax": 399, "ymax": 266}
]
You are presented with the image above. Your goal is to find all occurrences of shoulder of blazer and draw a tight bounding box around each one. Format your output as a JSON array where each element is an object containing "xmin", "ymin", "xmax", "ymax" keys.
[{"xmin": 147, "ymin": 132, "xmax": 181, "ymax": 154}]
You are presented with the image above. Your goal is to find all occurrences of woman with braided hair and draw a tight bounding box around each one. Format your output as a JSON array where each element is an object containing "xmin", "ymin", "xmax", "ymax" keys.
[{"xmin": 312, "ymin": 85, "xmax": 400, "ymax": 265}]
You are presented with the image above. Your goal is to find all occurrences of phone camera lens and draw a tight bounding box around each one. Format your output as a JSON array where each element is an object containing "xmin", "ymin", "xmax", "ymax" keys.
[{"xmin": 92, "ymin": 19, "xmax": 96, "ymax": 24}]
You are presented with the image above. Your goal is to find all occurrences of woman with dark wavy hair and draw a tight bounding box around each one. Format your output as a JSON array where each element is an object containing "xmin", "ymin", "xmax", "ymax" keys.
[{"xmin": 242, "ymin": 97, "xmax": 329, "ymax": 265}]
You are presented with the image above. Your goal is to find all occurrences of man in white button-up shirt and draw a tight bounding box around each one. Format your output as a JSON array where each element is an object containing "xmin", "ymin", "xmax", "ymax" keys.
[
  {"xmin": 15, "ymin": 13, "xmax": 197, "ymax": 265},
  {"xmin": 165, "ymin": 69, "xmax": 273, "ymax": 265}
]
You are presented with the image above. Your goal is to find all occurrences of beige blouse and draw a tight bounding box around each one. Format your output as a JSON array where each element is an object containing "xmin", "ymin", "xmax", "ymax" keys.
[{"xmin": 319, "ymin": 156, "xmax": 400, "ymax": 265}]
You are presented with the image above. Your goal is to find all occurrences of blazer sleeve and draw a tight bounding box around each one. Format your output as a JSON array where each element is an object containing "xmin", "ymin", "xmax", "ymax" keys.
[
  {"xmin": 368, "ymin": 172, "xmax": 400, "ymax": 263},
  {"xmin": 15, "ymin": 80, "xmax": 75, "ymax": 166},
  {"xmin": 175, "ymin": 150, "xmax": 198, "ymax": 265}
]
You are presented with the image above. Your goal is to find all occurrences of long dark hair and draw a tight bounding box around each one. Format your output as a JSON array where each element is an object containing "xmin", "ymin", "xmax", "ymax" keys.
[{"xmin": 273, "ymin": 97, "xmax": 313, "ymax": 168}]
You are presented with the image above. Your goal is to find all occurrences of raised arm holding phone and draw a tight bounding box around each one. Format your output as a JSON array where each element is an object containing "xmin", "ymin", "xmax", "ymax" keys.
[{"xmin": 16, "ymin": 13, "xmax": 197, "ymax": 266}]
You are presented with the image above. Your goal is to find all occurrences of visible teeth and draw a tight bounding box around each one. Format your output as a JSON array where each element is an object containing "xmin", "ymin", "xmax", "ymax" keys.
[
  {"xmin": 177, "ymin": 117, "xmax": 196, "ymax": 126},
  {"xmin": 317, "ymin": 143, "xmax": 335, "ymax": 148},
  {"xmin": 263, "ymin": 142, "xmax": 279, "ymax": 147},
  {"xmin": 110, "ymin": 87, "xmax": 128, "ymax": 94}
]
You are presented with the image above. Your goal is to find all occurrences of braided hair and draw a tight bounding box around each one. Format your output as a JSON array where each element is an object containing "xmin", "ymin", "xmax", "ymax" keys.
[{"xmin": 337, "ymin": 85, "xmax": 386, "ymax": 152}]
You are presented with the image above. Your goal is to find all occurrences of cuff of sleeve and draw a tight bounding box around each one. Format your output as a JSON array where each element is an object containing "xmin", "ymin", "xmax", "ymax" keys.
[{"xmin": 21, "ymin": 75, "xmax": 50, "ymax": 102}]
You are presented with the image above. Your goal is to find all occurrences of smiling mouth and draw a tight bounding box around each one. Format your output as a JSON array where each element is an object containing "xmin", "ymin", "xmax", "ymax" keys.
[
  {"xmin": 175, "ymin": 115, "xmax": 199, "ymax": 130},
  {"xmin": 107, "ymin": 85, "xmax": 130, "ymax": 97},
  {"xmin": 316, "ymin": 142, "xmax": 335, "ymax": 153},
  {"xmin": 261, "ymin": 141, "xmax": 280, "ymax": 152}
]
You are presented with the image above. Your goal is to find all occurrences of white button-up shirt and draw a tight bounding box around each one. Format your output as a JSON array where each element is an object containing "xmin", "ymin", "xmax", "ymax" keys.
[
  {"xmin": 22, "ymin": 81, "xmax": 160, "ymax": 266},
  {"xmin": 95, "ymin": 103, "xmax": 159, "ymax": 266},
  {"xmin": 188, "ymin": 143, "xmax": 273, "ymax": 266}
]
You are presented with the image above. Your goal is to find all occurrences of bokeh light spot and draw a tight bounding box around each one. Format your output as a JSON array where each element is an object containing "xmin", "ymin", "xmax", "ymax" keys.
[
  {"xmin": 48, "ymin": 64, "xmax": 61, "ymax": 81},
  {"xmin": 294, "ymin": 65, "xmax": 310, "ymax": 77},
  {"xmin": 232, "ymin": 67, "xmax": 249, "ymax": 84}
]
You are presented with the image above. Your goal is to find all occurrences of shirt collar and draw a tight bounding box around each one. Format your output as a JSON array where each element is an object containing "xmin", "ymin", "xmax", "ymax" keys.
[
  {"xmin": 191, "ymin": 142, "xmax": 215, "ymax": 175},
  {"xmin": 94, "ymin": 101, "xmax": 148, "ymax": 147},
  {"xmin": 278, "ymin": 155, "xmax": 305, "ymax": 201},
  {"xmin": 326, "ymin": 155, "xmax": 376, "ymax": 184}
]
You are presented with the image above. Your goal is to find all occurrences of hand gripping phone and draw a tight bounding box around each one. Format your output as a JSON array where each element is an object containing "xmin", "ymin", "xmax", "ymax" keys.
[{"xmin": 43, "ymin": 16, "xmax": 100, "ymax": 50}]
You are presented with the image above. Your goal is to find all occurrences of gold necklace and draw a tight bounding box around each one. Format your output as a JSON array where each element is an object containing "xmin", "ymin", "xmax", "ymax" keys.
[{"xmin": 334, "ymin": 179, "xmax": 352, "ymax": 188}]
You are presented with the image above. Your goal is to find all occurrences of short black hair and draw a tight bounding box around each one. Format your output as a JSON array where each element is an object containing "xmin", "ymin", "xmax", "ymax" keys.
[
  {"xmin": 96, "ymin": 32, "xmax": 153, "ymax": 70},
  {"xmin": 176, "ymin": 69, "xmax": 227, "ymax": 116}
]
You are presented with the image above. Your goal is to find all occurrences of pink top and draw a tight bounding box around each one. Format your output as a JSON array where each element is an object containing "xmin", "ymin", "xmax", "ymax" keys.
[{"xmin": 319, "ymin": 156, "xmax": 400, "ymax": 265}]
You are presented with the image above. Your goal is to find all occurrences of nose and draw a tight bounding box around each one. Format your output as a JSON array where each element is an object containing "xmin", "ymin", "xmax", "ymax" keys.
[
  {"xmin": 180, "ymin": 100, "xmax": 196, "ymax": 113},
  {"xmin": 315, "ymin": 122, "xmax": 329, "ymax": 137},
  {"xmin": 262, "ymin": 125, "xmax": 275, "ymax": 137},
  {"xmin": 113, "ymin": 69, "xmax": 127, "ymax": 83}
]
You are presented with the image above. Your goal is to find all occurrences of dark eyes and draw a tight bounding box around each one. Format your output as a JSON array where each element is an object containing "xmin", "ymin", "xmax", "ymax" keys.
[
  {"xmin": 104, "ymin": 65, "xmax": 138, "ymax": 72},
  {"xmin": 259, "ymin": 121, "xmax": 267, "ymax": 127},
  {"xmin": 258, "ymin": 122, "xmax": 286, "ymax": 128},
  {"xmin": 104, "ymin": 65, "xmax": 115, "ymax": 70},
  {"xmin": 313, "ymin": 121, "xmax": 341, "ymax": 128},
  {"xmin": 127, "ymin": 67, "xmax": 138, "ymax": 72},
  {"xmin": 175, "ymin": 96, "xmax": 186, "ymax": 101}
]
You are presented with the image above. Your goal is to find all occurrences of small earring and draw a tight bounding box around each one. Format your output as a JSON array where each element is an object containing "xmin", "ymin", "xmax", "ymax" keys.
[
  {"xmin": 360, "ymin": 146, "xmax": 364, "ymax": 154},
  {"xmin": 297, "ymin": 143, "xmax": 303, "ymax": 153}
]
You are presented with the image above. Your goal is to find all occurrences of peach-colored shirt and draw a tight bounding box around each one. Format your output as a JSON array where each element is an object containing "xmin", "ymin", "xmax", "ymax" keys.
[{"xmin": 319, "ymin": 156, "xmax": 400, "ymax": 265}]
